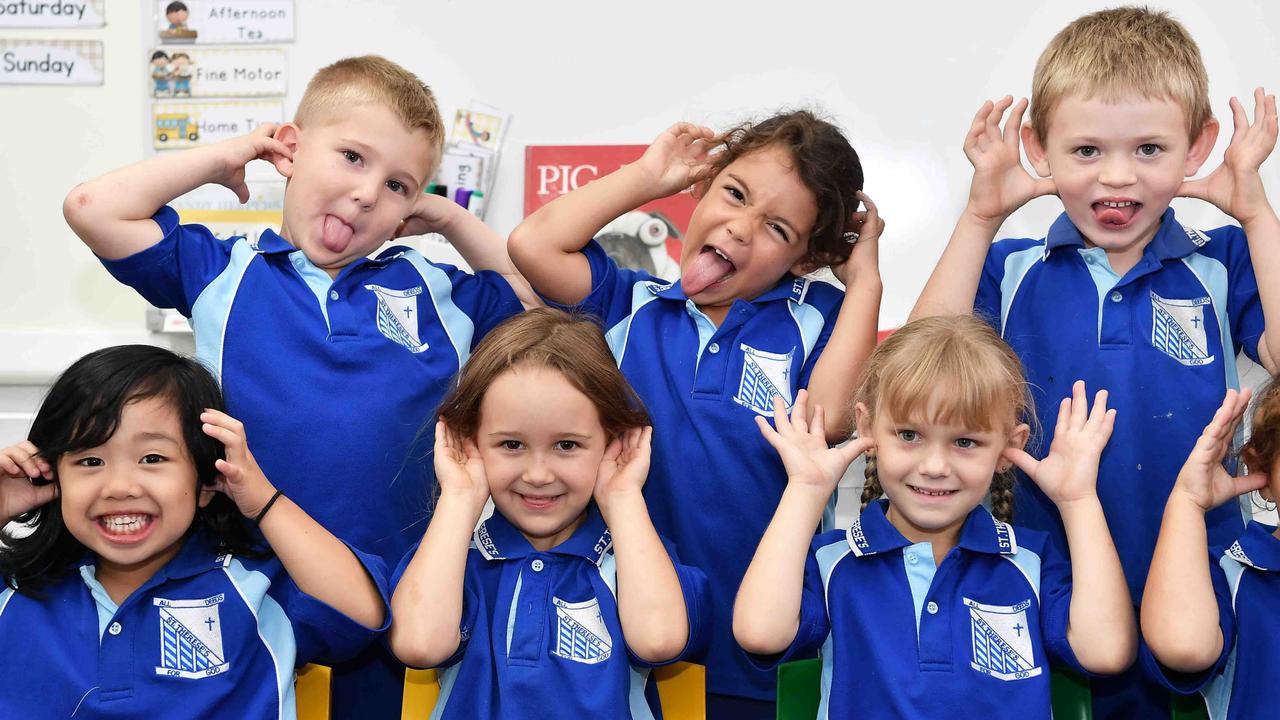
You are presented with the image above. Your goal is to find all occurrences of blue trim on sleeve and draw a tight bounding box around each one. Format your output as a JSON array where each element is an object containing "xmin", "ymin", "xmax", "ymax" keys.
[
  {"xmin": 403, "ymin": 251, "xmax": 475, "ymax": 368},
  {"xmin": 998, "ymin": 247, "xmax": 1045, "ymax": 335},
  {"xmin": 429, "ymin": 663, "xmax": 461, "ymax": 720},
  {"xmin": 788, "ymin": 299, "xmax": 825, "ymax": 366},
  {"xmin": 1182, "ymin": 252, "xmax": 1240, "ymax": 392},
  {"xmin": 604, "ymin": 282, "xmax": 661, "ymax": 366},
  {"xmin": 223, "ymin": 559, "xmax": 296, "ymax": 720},
  {"xmin": 190, "ymin": 238, "xmax": 259, "ymax": 381},
  {"xmin": 1000, "ymin": 547, "xmax": 1044, "ymax": 602}
]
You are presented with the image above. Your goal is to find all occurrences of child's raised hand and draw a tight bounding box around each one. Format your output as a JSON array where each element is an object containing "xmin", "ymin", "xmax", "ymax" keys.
[
  {"xmin": 963, "ymin": 97, "xmax": 1056, "ymax": 224},
  {"xmin": 755, "ymin": 390, "xmax": 870, "ymax": 495},
  {"xmin": 0, "ymin": 441, "xmax": 57, "ymax": 520},
  {"xmin": 831, "ymin": 192, "xmax": 883, "ymax": 287},
  {"xmin": 200, "ymin": 410, "xmax": 278, "ymax": 518},
  {"xmin": 211, "ymin": 123, "xmax": 292, "ymax": 204},
  {"xmin": 634, "ymin": 122, "xmax": 717, "ymax": 197},
  {"xmin": 433, "ymin": 420, "xmax": 489, "ymax": 508},
  {"xmin": 1179, "ymin": 88, "xmax": 1278, "ymax": 225},
  {"xmin": 594, "ymin": 426, "xmax": 653, "ymax": 502},
  {"xmin": 1172, "ymin": 388, "xmax": 1268, "ymax": 512},
  {"xmin": 1005, "ymin": 381, "xmax": 1114, "ymax": 507},
  {"xmin": 395, "ymin": 191, "xmax": 462, "ymax": 240}
]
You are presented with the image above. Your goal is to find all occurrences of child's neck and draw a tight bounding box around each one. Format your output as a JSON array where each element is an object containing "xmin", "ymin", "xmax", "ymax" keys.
[{"xmin": 697, "ymin": 303, "xmax": 730, "ymax": 327}]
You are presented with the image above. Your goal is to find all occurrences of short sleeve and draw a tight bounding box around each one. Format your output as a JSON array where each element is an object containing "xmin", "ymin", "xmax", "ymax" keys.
[
  {"xmin": 387, "ymin": 541, "xmax": 480, "ymax": 670},
  {"xmin": 746, "ymin": 539, "xmax": 832, "ymax": 671},
  {"xmin": 418, "ymin": 261, "xmax": 523, "ymax": 349},
  {"xmin": 278, "ymin": 543, "xmax": 391, "ymax": 667},
  {"xmin": 1220, "ymin": 226, "xmax": 1264, "ymax": 363},
  {"xmin": 796, "ymin": 281, "xmax": 847, "ymax": 388},
  {"xmin": 1035, "ymin": 535, "xmax": 1091, "ymax": 675},
  {"xmin": 97, "ymin": 206, "xmax": 238, "ymax": 317},
  {"xmin": 1140, "ymin": 549, "xmax": 1237, "ymax": 694},
  {"xmin": 974, "ymin": 242, "xmax": 1011, "ymax": 330},
  {"xmin": 625, "ymin": 538, "xmax": 712, "ymax": 668},
  {"xmin": 564, "ymin": 239, "xmax": 656, "ymax": 326}
]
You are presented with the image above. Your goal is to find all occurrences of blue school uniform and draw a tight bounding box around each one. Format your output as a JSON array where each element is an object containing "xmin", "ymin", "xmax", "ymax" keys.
[
  {"xmin": 566, "ymin": 239, "xmax": 846, "ymax": 701},
  {"xmin": 753, "ymin": 501, "xmax": 1085, "ymax": 719},
  {"xmin": 1144, "ymin": 521, "xmax": 1280, "ymax": 719},
  {"xmin": 0, "ymin": 529, "xmax": 389, "ymax": 719},
  {"xmin": 976, "ymin": 209, "xmax": 1263, "ymax": 597},
  {"xmin": 392, "ymin": 506, "xmax": 710, "ymax": 719}
]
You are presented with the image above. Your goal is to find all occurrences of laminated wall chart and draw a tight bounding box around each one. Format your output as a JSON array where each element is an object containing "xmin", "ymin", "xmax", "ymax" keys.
[
  {"xmin": 0, "ymin": 0, "xmax": 104, "ymax": 86},
  {"xmin": 148, "ymin": 0, "xmax": 294, "ymax": 332}
]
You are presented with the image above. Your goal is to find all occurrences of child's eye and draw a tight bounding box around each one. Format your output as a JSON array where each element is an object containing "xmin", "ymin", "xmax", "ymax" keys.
[
  {"xmin": 140, "ymin": 454, "xmax": 166, "ymax": 464},
  {"xmin": 723, "ymin": 185, "xmax": 745, "ymax": 202},
  {"xmin": 342, "ymin": 150, "xmax": 362, "ymax": 164},
  {"xmin": 1073, "ymin": 146, "xmax": 1099, "ymax": 159},
  {"xmin": 500, "ymin": 440, "xmax": 524, "ymax": 451},
  {"xmin": 896, "ymin": 429, "xmax": 919, "ymax": 442},
  {"xmin": 386, "ymin": 179, "xmax": 406, "ymax": 195},
  {"xmin": 954, "ymin": 438, "xmax": 978, "ymax": 449},
  {"xmin": 74, "ymin": 456, "xmax": 104, "ymax": 467},
  {"xmin": 1137, "ymin": 144, "xmax": 1162, "ymax": 157},
  {"xmin": 767, "ymin": 222, "xmax": 790, "ymax": 242},
  {"xmin": 555, "ymin": 440, "xmax": 579, "ymax": 452}
]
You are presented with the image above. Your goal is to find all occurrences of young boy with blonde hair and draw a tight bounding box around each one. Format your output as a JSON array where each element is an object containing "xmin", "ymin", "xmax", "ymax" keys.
[
  {"xmin": 64, "ymin": 55, "xmax": 535, "ymax": 719},
  {"xmin": 912, "ymin": 7, "xmax": 1278, "ymax": 717}
]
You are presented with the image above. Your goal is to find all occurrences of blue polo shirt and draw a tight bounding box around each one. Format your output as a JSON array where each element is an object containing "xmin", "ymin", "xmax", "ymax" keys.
[
  {"xmin": 756, "ymin": 500, "xmax": 1084, "ymax": 719},
  {"xmin": 566, "ymin": 239, "xmax": 846, "ymax": 700},
  {"xmin": 392, "ymin": 507, "xmax": 710, "ymax": 719},
  {"xmin": 0, "ymin": 529, "xmax": 389, "ymax": 719},
  {"xmin": 99, "ymin": 207, "xmax": 523, "ymax": 568},
  {"xmin": 1143, "ymin": 521, "xmax": 1280, "ymax": 719},
  {"xmin": 976, "ymin": 209, "xmax": 1263, "ymax": 599}
]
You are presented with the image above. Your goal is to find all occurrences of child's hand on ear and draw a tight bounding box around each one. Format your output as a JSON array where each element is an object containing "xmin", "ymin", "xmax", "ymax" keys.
[
  {"xmin": 963, "ymin": 97, "xmax": 1057, "ymax": 225},
  {"xmin": 433, "ymin": 420, "xmax": 489, "ymax": 510},
  {"xmin": 1171, "ymin": 388, "xmax": 1269, "ymax": 513},
  {"xmin": 211, "ymin": 123, "xmax": 293, "ymax": 204},
  {"xmin": 634, "ymin": 122, "xmax": 716, "ymax": 198},
  {"xmin": 594, "ymin": 426, "xmax": 652, "ymax": 504},
  {"xmin": 200, "ymin": 410, "xmax": 279, "ymax": 519},
  {"xmin": 831, "ymin": 192, "xmax": 883, "ymax": 287},
  {"xmin": 1179, "ymin": 87, "xmax": 1278, "ymax": 225},
  {"xmin": 396, "ymin": 191, "xmax": 463, "ymax": 240},
  {"xmin": 0, "ymin": 441, "xmax": 57, "ymax": 521},
  {"xmin": 756, "ymin": 390, "xmax": 870, "ymax": 495},
  {"xmin": 1005, "ymin": 380, "xmax": 1114, "ymax": 508}
]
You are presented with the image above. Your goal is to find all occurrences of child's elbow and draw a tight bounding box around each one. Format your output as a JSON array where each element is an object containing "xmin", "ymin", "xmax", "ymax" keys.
[
  {"xmin": 1078, "ymin": 641, "xmax": 1137, "ymax": 676},
  {"xmin": 62, "ymin": 183, "xmax": 96, "ymax": 233},
  {"xmin": 506, "ymin": 222, "xmax": 538, "ymax": 270},
  {"xmin": 388, "ymin": 625, "xmax": 456, "ymax": 669},
  {"xmin": 1144, "ymin": 634, "xmax": 1219, "ymax": 675},
  {"xmin": 627, "ymin": 626, "xmax": 689, "ymax": 665},
  {"xmin": 732, "ymin": 614, "xmax": 791, "ymax": 658}
]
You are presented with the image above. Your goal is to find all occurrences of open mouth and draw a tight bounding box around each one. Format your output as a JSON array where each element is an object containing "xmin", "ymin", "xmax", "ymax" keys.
[
  {"xmin": 518, "ymin": 493, "xmax": 562, "ymax": 510},
  {"xmin": 321, "ymin": 214, "xmax": 355, "ymax": 253},
  {"xmin": 1091, "ymin": 200, "xmax": 1141, "ymax": 228},
  {"xmin": 907, "ymin": 484, "xmax": 957, "ymax": 499},
  {"xmin": 680, "ymin": 245, "xmax": 736, "ymax": 296},
  {"xmin": 96, "ymin": 513, "xmax": 155, "ymax": 543}
]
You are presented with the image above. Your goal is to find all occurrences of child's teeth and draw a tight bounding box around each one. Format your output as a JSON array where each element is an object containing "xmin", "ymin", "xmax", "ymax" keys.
[
  {"xmin": 102, "ymin": 515, "xmax": 149, "ymax": 533},
  {"xmin": 1102, "ymin": 201, "xmax": 1134, "ymax": 208}
]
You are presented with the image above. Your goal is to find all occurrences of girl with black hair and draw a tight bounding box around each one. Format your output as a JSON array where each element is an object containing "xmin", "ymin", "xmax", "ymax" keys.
[{"xmin": 0, "ymin": 345, "xmax": 388, "ymax": 718}]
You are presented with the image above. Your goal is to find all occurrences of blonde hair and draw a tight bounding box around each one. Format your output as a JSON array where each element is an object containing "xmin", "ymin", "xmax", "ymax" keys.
[
  {"xmin": 1030, "ymin": 6, "xmax": 1211, "ymax": 143},
  {"xmin": 855, "ymin": 315, "xmax": 1033, "ymax": 522},
  {"xmin": 294, "ymin": 55, "xmax": 444, "ymax": 159}
]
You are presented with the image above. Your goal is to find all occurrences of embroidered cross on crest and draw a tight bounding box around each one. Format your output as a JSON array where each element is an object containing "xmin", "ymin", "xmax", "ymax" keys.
[
  {"xmin": 365, "ymin": 284, "xmax": 429, "ymax": 354},
  {"xmin": 1150, "ymin": 291, "xmax": 1214, "ymax": 367},
  {"xmin": 154, "ymin": 594, "xmax": 230, "ymax": 679},
  {"xmin": 552, "ymin": 596, "xmax": 613, "ymax": 665},
  {"xmin": 733, "ymin": 344, "xmax": 796, "ymax": 415},
  {"xmin": 964, "ymin": 597, "xmax": 1041, "ymax": 681}
]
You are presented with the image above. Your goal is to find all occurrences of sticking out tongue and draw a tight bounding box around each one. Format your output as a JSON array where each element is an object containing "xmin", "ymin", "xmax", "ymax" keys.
[
  {"xmin": 681, "ymin": 250, "xmax": 734, "ymax": 296},
  {"xmin": 321, "ymin": 215, "xmax": 354, "ymax": 253},
  {"xmin": 1093, "ymin": 202, "xmax": 1140, "ymax": 227}
]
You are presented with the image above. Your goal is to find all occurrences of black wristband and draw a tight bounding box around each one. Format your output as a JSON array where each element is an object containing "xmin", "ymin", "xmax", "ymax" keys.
[{"xmin": 254, "ymin": 489, "xmax": 284, "ymax": 526}]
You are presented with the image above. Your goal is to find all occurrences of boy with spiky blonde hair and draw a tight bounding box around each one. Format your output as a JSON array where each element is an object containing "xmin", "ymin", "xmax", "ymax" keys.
[
  {"xmin": 912, "ymin": 7, "xmax": 1278, "ymax": 716},
  {"xmin": 64, "ymin": 55, "xmax": 536, "ymax": 718}
]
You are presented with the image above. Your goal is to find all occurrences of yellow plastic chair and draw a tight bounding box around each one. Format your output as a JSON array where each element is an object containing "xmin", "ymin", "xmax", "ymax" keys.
[{"xmin": 297, "ymin": 662, "xmax": 706, "ymax": 719}]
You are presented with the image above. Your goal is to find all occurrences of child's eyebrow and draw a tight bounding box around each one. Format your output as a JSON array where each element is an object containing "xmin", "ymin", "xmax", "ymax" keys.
[{"xmin": 726, "ymin": 173, "xmax": 800, "ymax": 235}]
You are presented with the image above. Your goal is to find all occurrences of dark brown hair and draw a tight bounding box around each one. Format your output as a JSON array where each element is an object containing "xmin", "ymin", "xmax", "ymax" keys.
[
  {"xmin": 1243, "ymin": 381, "xmax": 1280, "ymax": 490},
  {"xmin": 435, "ymin": 308, "xmax": 649, "ymax": 440},
  {"xmin": 695, "ymin": 110, "xmax": 864, "ymax": 271}
]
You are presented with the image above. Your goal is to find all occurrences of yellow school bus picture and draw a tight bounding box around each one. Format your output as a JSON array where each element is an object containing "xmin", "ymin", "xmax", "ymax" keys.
[{"xmin": 155, "ymin": 113, "xmax": 199, "ymax": 143}]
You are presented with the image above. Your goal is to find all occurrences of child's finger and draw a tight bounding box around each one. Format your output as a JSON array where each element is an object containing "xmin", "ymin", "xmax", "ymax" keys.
[
  {"xmin": 213, "ymin": 459, "xmax": 241, "ymax": 484},
  {"xmin": 1003, "ymin": 446, "xmax": 1039, "ymax": 477},
  {"xmin": 1229, "ymin": 96, "xmax": 1247, "ymax": 141},
  {"xmin": 1069, "ymin": 380, "xmax": 1088, "ymax": 428},
  {"xmin": 1004, "ymin": 98, "xmax": 1029, "ymax": 146},
  {"xmin": 1233, "ymin": 472, "xmax": 1269, "ymax": 497},
  {"xmin": 790, "ymin": 390, "xmax": 810, "ymax": 435},
  {"xmin": 838, "ymin": 437, "xmax": 875, "ymax": 467},
  {"xmin": 810, "ymin": 404, "xmax": 827, "ymax": 441},
  {"xmin": 1086, "ymin": 389, "xmax": 1109, "ymax": 429},
  {"xmin": 755, "ymin": 415, "xmax": 783, "ymax": 448},
  {"xmin": 1053, "ymin": 396, "xmax": 1071, "ymax": 440}
]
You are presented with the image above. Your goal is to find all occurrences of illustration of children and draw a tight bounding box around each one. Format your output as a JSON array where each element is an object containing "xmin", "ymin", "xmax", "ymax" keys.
[
  {"xmin": 171, "ymin": 53, "xmax": 194, "ymax": 97},
  {"xmin": 150, "ymin": 50, "xmax": 172, "ymax": 97}
]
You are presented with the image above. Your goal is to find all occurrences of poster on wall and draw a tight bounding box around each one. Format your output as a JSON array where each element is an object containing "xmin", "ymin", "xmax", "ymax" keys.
[
  {"xmin": 155, "ymin": 0, "xmax": 294, "ymax": 45},
  {"xmin": 0, "ymin": 39, "xmax": 102, "ymax": 84},
  {"xmin": 0, "ymin": 0, "xmax": 105, "ymax": 27},
  {"xmin": 524, "ymin": 145, "xmax": 695, "ymax": 281},
  {"xmin": 150, "ymin": 100, "xmax": 283, "ymax": 149},
  {"xmin": 147, "ymin": 47, "xmax": 285, "ymax": 98}
]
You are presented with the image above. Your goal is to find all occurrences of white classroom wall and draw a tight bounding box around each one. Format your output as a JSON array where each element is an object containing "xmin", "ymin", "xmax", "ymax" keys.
[{"xmin": 2, "ymin": 0, "xmax": 1279, "ymax": 447}]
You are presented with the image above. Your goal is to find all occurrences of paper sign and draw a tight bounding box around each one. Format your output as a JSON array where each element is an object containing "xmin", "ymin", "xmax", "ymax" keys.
[
  {"xmin": 148, "ymin": 47, "xmax": 285, "ymax": 98},
  {"xmin": 0, "ymin": 39, "xmax": 102, "ymax": 84},
  {"xmin": 156, "ymin": 0, "xmax": 295, "ymax": 45},
  {"xmin": 0, "ymin": 0, "xmax": 104, "ymax": 27},
  {"xmin": 151, "ymin": 100, "xmax": 283, "ymax": 150}
]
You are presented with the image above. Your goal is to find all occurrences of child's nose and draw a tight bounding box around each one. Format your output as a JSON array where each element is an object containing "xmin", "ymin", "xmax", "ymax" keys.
[
  {"xmin": 917, "ymin": 448, "xmax": 951, "ymax": 478},
  {"xmin": 100, "ymin": 468, "xmax": 142, "ymax": 498},
  {"xmin": 1098, "ymin": 156, "xmax": 1137, "ymax": 188},
  {"xmin": 351, "ymin": 178, "xmax": 380, "ymax": 210},
  {"xmin": 522, "ymin": 456, "xmax": 555, "ymax": 485}
]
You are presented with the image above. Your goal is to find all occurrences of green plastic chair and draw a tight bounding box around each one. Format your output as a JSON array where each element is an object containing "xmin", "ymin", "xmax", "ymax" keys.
[{"xmin": 776, "ymin": 660, "xmax": 1209, "ymax": 719}]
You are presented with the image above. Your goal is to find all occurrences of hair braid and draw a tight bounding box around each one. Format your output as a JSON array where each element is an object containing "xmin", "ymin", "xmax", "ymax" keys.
[
  {"xmin": 859, "ymin": 455, "xmax": 883, "ymax": 511},
  {"xmin": 990, "ymin": 470, "xmax": 1016, "ymax": 523}
]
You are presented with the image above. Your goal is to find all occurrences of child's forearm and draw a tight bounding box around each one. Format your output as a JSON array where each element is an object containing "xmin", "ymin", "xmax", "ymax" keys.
[
  {"xmin": 597, "ymin": 490, "xmax": 690, "ymax": 663},
  {"xmin": 1141, "ymin": 492, "xmax": 1225, "ymax": 673},
  {"xmin": 509, "ymin": 163, "xmax": 663, "ymax": 305},
  {"xmin": 909, "ymin": 211, "xmax": 1003, "ymax": 321},
  {"xmin": 733, "ymin": 485, "xmax": 828, "ymax": 655},
  {"xmin": 1059, "ymin": 497, "xmax": 1137, "ymax": 674},
  {"xmin": 1241, "ymin": 209, "xmax": 1280, "ymax": 374},
  {"xmin": 388, "ymin": 494, "xmax": 483, "ymax": 668},
  {"xmin": 257, "ymin": 495, "xmax": 387, "ymax": 630},
  {"xmin": 63, "ymin": 145, "xmax": 232, "ymax": 260},
  {"xmin": 806, "ymin": 274, "xmax": 882, "ymax": 442},
  {"xmin": 435, "ymin": 206, "xmax": 541, "ymax": 309}
]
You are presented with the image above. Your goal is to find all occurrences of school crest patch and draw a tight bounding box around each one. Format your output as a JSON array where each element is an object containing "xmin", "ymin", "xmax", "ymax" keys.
[
  {"xmin": 1150, "ymin": 291, "xmax": 1214, "ymax": 367},
  {"xmin": 733, "ymin": 344, "xmax": 795, "ymax": 415},
  {"xmin": 365, "ymin": 284, "xmax": 429, "ymax": 354},
  {"xmin": 154, "ymin": 594, "xmax": 230, "ymax": 679},
  {"xmin": 964, "ymin": 597, "xmax": 1041, "ymax": 681},
  {"xmin": 552, "ymin": 596, "xmax": 612, "ymax": 665}
]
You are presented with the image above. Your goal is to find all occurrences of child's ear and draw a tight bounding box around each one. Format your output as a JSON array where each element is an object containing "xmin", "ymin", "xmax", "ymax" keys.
[
  {"xmin": 198, "ymin": 479, "xmax": 219, "ymax": 508},
  {"xmin": 1021, "ymin": 124, "xmax": 1051, "ymax": 177},
  {"xmin": 1184, "ymin": 118, "xmax": 1220, "ymax": 176},
  {"xmin": 789, "ymin": 254, "xmax": 821, "ymax": 277},
  {"xmin": 273, "ymin": 123, "xmax": 301, "ymax": 178},
  {"xmin": 854, "ymin": 402, "xmax": 873, "ymax": 439},
  {"xmin": 1002, "ymin": 423, "xmax": 1032, "ymax": 470}
]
